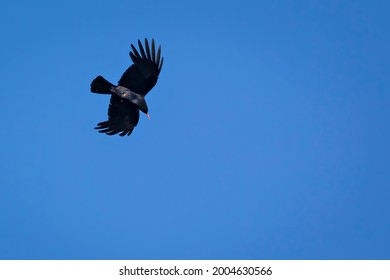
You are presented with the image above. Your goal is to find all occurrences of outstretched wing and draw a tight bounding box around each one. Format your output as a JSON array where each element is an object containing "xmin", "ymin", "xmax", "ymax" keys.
[
  {"xmin": 95, "ymin": 94, "xmax": 140, "ymax": 136},
  {"xmin": 118, "ymin": 38, "xmax": 164, "ymax": 96}
]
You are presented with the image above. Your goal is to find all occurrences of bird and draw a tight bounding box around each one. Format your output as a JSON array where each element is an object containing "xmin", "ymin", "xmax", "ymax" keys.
[{"xmin": 90, "ymin": 38, "xmax": 163, "ymax": 136}]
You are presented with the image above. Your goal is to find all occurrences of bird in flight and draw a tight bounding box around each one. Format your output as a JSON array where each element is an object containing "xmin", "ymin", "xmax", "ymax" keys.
[{"xmin": 90, "ymin": 38, "xmax": 163, "ymax": 136}]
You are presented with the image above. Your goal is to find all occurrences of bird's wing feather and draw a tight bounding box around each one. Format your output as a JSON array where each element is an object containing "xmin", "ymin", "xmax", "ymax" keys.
[
  {"xmin": 95, "ymin": 94, "xmax": 140, "ymax": 136},
  {"xmin": 118, "ymin": 38, "xmax": 163, "ymax": 96}
]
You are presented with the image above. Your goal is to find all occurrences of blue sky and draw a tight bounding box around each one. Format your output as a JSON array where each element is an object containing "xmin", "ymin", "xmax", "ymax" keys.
[{"xmin": 1, "ymin": 0, "xmax": 389, "ymax": 259}]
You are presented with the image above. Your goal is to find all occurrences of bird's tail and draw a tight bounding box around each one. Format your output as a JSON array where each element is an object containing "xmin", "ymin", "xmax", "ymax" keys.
[{"xmin": 90, "ymin": 76, "xmax": 114, "ymax": 94}]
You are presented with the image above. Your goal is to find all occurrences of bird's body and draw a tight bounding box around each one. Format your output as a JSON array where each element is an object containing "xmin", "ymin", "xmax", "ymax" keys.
[
  {"xmin": 90, "ymin": 38, "xmax": 163, "ymax": 136},
  {"xmin": 109, "ymin": 84, "xmax": 149, "ymax": 116}
]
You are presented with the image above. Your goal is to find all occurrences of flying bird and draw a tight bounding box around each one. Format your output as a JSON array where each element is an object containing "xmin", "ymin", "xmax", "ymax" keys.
[{"xmin": 90, "ymin": 38, "xmax": 163, "ymax": 136}]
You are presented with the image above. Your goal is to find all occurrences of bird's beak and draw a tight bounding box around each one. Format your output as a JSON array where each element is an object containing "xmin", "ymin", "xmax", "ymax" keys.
[{"xmin": 146, "ymin": 113, "xmax": 151, "ymax": 120}]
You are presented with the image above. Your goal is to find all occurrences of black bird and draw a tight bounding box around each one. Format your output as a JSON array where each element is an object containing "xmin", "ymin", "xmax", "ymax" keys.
[{"xmin": 90, "ymin": 38, "xmax": 163, "ymax": 136}]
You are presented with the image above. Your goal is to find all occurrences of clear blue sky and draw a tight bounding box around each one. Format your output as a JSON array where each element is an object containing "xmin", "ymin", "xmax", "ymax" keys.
[{"xmin": 1, "ymin": 0, "xmax": 389, "ymax": 259}]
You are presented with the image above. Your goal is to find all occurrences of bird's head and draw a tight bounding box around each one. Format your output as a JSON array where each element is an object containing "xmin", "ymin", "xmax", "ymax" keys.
[{"xmin": 135, "ymin": 98, "xmax": 151, "ymax": 120}]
